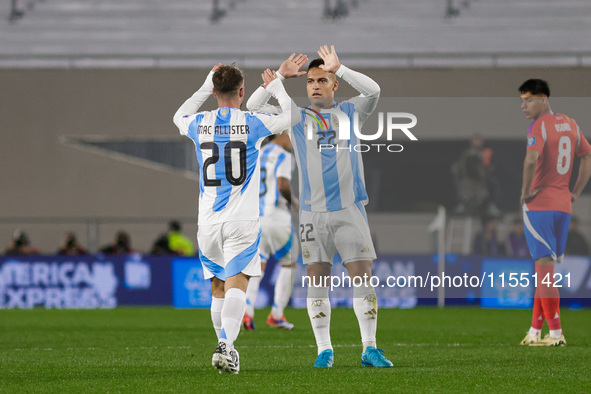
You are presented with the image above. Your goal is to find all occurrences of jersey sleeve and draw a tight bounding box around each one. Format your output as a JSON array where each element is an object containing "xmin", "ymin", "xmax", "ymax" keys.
[
  {"xmin": 246, "ymin": 86, "xmax": 282, "ymax": 114},
  {"xmin": 275, "ymin": 152, "xmax": 292, "ymax": 181},
  {"xmin": 526, "ymin": 120, "xmax": 544, "ymax": 154},
  {"xmin": 246, "ymin": 72, "xmax": 287, "ymax": 114},
  {"xmin": 575, "ymin": 124, "xmax": 591, "ymax": 157},
  {"xmin": 173, "ymin": 71, "xmax": 214, "ymax": 136},
  {"xmin": 338, "ymin": 64, "xmax": 381, "ymax": 126},
  {"xmin": 251, "ymin": 78, "xmax": 300, "ymax": 137}
]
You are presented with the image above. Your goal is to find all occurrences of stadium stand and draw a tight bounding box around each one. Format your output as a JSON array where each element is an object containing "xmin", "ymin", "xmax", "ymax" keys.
[
  {"xmin": 1, "ymin": 0, "xmax": 590, "ymax": 67},
  {"xmin": 1, "ymin": 0, "xmax": 591, "ymax": 254}
]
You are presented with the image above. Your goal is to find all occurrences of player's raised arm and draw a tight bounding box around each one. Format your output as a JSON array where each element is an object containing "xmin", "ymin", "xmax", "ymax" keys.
[
  {"xmin": 246, "ymin": 69, "xmax": 281, "ymax": 114},
  {"xmin": 278, "ymin": 53, "xmax": 309, "ymax": 79},
  {"xmin": 254, "ymin": 69, "xmax": 300, "ymax": 134},
  {"xmin": 318, "ymin": 45, "xmax": 381, "ymax": 125},
  {"xmin": 173, "ymin": 63, "xmax": 222, "ymax": 135},
  {"xmin": 246, "ymin": 53, "xmax": 307, "ymax": 112}
]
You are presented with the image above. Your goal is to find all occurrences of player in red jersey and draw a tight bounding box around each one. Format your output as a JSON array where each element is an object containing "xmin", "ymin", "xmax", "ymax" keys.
[{"xmin": 519, "ymin": 79, "xmax": 591, "ymax": 346}]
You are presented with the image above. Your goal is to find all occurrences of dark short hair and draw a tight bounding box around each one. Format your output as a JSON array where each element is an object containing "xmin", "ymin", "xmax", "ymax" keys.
[
  {"xmin": 13, "ymin": 229, "xmax": 29, "ymax": 246},
  {"xmin": 307, "ymin": 58, "xmax": 325, "ymax": 71},
  {"xmin": 212, "ymin": 64, "xmax": 244, "ymax": 96},
  {"xmin": 169, "ymin": 220, "xmax": 181, "ymax": 231},
  {"xmin": 518, "ymin": 79, "xmax": 550, "ymax": 97},
  {"xmin": 116, "ymin": 231, "xmax": 130, "ymax": 242}
]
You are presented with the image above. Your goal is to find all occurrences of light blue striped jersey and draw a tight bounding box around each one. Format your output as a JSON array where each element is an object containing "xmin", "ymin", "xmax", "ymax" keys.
[
  {"xmin": 259, "ymin": 142, "xmax": 291, "ymax": 220},
  {"xmin": 177, "ymin": 107, "xmax": 286, "ymax": 224},
  {"xmin": 290, "ymin": 102, "xmax": 368, "ymax": 212}
]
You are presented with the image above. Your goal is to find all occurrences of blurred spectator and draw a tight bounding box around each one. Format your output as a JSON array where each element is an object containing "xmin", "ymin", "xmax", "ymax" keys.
[
  {"xmin": 451, "ymin": 134, "xmax": 500, "ymax": 217},
  {"xmin": 100, "ymin": 231, "xmax": 133, "ymax": 255},
  {"xmin": 5, "ymin": 229, "xmax": 39, "ymax": 255},
  {"xmin": 167, "ymin": 220, "xmax": 195, "ymax": 256},
  {"xmin": 9, "ymin": 0, "xmax": 25, "ymax": 22},
  {"xmin": 565, "ymin": 216, "xmax": 589, "ymax": 256},
  {"xmin": 210, "ymin": 0, "xmax": 226, "ymax": 22},
  {"xmin": 57, "ymin": 232, "xmax": 87, "ymax": 255},
  {"xmin": 482, "ymin": 145, "xmax": 500, "ymax": 213},
  {"xmin": 445, "ymin": 0, "xmax": 460, "ymax": 18},
  {"xmin": 506, "ymin": 218, "xmax": 529, "ymax": 258},
  {"xmin": 324, "ymin": 0, "xmax": 349, "ymax": 19},
  {"xmin": 150, "ymin": 234, "xmax": 176, "ymax": 255},
  {"xmin": 473, "ymin": 216, "xmax": 506, "ymax": 256}
]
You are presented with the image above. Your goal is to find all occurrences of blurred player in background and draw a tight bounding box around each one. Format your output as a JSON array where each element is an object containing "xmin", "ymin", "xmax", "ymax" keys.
[
  {"xmin": 173, "ymin": 64, "xmax": 298, "ymax": 373},
  {"xmin": 243, "ymin": 131, "xmax": 297, "ymax": 331},
  {"xmin": 247, "ymin": 46, "xmax": 392, "ymax": 368},
  {"xmin": 518, "ymin": 79, "xmax": 591, "ymax": 347}
]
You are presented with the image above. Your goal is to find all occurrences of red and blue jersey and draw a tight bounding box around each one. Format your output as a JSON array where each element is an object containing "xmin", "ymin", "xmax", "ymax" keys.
[{"xmin": 526, "ymin": 113, "xmax": 591, "ymax": 213}]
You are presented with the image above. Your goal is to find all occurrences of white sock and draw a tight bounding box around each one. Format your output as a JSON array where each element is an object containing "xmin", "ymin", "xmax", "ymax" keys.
[
  {"xmin": 353, "ymin": 286, "xmax": 378, "ymax": 351},
  {"xmin": 211, "ymin": 296, "xmax": 224, "ymax": 340},
  {"xmin": 271, "ymin": 266, "xmax": 294, "ymax": 319},
  {"xmin": 307, "ymin": 286, "xmax": 332, "ymax": 355},
  {"xmin": 245, "ymin": 274, "xmax": 263, "ymax": 317},
  {"xmin": 220, "ymin": 288, "xmax": 246, "ymax": 345},
  {"xmin": 528, "ymin": 327, "xmax": 542, "ymax": 338},
  {"xmin": 549, "ymin": 329, "xmax": 563, "ymax": 339}
]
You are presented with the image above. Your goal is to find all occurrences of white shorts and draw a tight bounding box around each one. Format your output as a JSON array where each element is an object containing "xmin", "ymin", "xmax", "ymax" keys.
[
  {"xmin": 299, "ymin": 202, "xmax": 376, "ymax": 265},
  {"xmin": 197, "ymin": 220, "xmax": 262, "ymax": 280},
  {"xmin": 260, "ymin": 215, "xmax": 292, "ymax": 265}
]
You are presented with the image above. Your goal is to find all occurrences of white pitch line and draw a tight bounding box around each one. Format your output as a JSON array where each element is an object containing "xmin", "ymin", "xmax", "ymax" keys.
[
  {"xmin": 12, "ymin": 345, "xmax": 193, "ymax": 352},
  {"xmin": 10, "ymin": 343, "xmax": 486, "ymax": 352},
  {"xmin": 238, "ymin": 343, "xmax": 469, "ymax": 348}
]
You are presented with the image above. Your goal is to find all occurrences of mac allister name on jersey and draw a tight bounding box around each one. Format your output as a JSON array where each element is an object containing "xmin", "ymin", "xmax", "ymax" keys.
[{"xmin": 197, "ymin": 124, "xmax": 250, "ymax": 135}]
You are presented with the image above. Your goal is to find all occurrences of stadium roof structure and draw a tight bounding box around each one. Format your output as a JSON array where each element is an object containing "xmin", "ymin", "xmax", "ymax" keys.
[{"xmin": 1, "ymin": 0, "xmax": 590, "ymax": 68}]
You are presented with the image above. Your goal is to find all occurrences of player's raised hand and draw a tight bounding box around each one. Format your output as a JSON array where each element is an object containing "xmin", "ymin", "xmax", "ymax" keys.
[
  {"xmin": 317, "ymin": 45, "xmax": 340, "ymax": 73},
  {"xmin": 211, "ymin": 63, "xmax": 223, "ymax": 73},
  {"xmin": 277, "ymin": 53, "xmax": 309, "ymax": 78},
  {"xmin": 261, "ymin": 68, "xmax": 278, "ymax": 88}
]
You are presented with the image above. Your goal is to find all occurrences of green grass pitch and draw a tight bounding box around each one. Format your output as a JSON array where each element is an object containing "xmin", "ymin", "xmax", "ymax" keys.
[{"xmin": 1, "ymin": 307, "xmax": 590, "ymax": 393}]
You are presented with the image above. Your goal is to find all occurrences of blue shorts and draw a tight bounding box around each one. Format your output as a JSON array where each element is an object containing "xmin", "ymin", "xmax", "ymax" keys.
[{"xmin": 522, "ymin": 206, "xmax": 570, "ymax": 263}]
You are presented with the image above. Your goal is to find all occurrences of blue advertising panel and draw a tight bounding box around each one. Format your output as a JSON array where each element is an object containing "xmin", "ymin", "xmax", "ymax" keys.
[
  {"xmin": 1, "ymin": 254, "xmax": 590, "ymax": 309},
  {"xmin": 171, "ymin": 257, "xmax": 281, "ymax": 309},
  {"xmin": 172, "ymin": 258, "xmax": 212, "ymax": 308},
  {"xmin": 480, "ymin": 259, "xmax": 534, "ymax": 309},
  {"xmin": 0, "ymin": 254, "xmax": 172, "ymax": 309},
  {"xmin": 119, "ymin": 255, "xmax": 172, "ymax": 306}
]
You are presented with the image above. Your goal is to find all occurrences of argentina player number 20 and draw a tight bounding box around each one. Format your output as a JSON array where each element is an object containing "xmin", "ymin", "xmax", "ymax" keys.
[{"xmin": 200, "ymin": 141, "xmax": 247, "ymax": 187}]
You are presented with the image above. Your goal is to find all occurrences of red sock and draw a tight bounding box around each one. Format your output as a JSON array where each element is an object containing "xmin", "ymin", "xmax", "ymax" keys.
[
  {"xmin": 531, "ymin": 288, "xmax": 544, "ymax": 330},
  {"xmin": 536, "ymin": 264, "xmax": 561, "ymax": 331}
]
